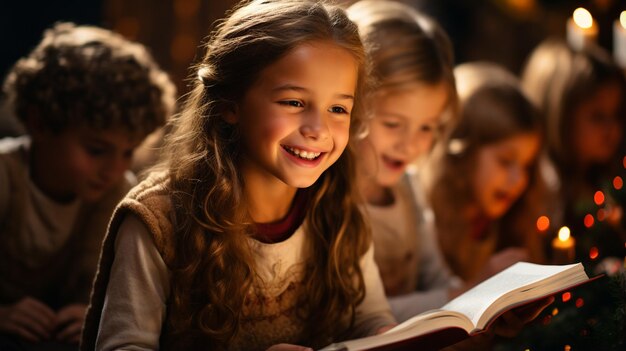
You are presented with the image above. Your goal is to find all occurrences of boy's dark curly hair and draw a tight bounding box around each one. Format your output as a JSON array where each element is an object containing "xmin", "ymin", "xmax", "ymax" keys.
[{"xmin": 3, "ymin": 22, "xmax": 176, "ymax": 137}]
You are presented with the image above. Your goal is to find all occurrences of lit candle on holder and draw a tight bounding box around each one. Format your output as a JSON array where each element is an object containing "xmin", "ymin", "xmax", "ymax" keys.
[
  {"xmin": 566, "ymin": 8, "xmax": 598, "ymax": 51},
  {"xmin": 614, "ymin": 11, "xmax": 626, "ymax": 68},
  {"xmin": 552, "ymin": 226, "xmax": 575, "ymax": 264}
]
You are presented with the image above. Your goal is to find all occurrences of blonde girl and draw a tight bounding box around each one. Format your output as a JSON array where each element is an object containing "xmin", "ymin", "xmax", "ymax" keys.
[
  {"xmin": 346, "ymin": 0, "xmax": 462, "ymax": 322},
  {"xmin": 80, "ymin": 1, "xmax": 395, "ymax": 350}
]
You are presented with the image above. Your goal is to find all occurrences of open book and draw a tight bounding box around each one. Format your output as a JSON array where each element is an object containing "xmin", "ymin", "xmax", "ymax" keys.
[{"xmin": 321, "ymin": 262, "xmax": 595, "ymax": 351}]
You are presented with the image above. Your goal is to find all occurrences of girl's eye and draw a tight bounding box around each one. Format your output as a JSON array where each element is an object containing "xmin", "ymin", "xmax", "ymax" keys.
[
  {"xmin": 382, "ymin": 121, "xmax": 400, "ymax": 129},
  {"xmin": 329, "ymin": 106, "xmax": 349, "ymax": 114},
  {"xmin": 279, "ymin": 100, "xmax": 303, "ymax": 108}
]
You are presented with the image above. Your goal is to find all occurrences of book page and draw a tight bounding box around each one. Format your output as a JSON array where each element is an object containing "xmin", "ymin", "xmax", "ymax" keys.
[{"xmin": 442, "ymin": 262, "xmax": 584, "ymax": 330}]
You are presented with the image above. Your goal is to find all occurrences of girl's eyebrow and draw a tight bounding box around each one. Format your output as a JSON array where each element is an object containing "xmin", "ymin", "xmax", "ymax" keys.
[{"xmin": 272, "ymin": 84, "xmax": 354, "ymax": 101}]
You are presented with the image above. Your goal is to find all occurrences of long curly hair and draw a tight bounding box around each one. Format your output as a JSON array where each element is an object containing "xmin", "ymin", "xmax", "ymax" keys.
[
  {"xmin": 423, "ymin": 62, "xmax": 545, "ymax": 279},
  {"xmin": 157, "ymin": 0, "xmax": 371, "ymax": 348}
]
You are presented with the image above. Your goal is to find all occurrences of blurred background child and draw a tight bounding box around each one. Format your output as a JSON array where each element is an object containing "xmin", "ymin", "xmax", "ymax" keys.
[
  {"xmin": 0, "ymin": 22, "xmax": 175, "ymax": 350},
  {"xmin": 422, "ymin": 62, "xmax": 545, "ymax": 283},
  {"xmin": 347, "ymin": 0, "xmax": 459, "ymax": 322},
  {"xmin": 521, "ymin": 39, "xmax": 626, "ymax": 262},
  {"xmin": 347, "ymin": 1, "xmax": 544, "ymax": 326}
]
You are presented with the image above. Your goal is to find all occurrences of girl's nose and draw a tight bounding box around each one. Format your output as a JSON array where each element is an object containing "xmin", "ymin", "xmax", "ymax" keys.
[{"xmin": 300, "ymin": 109, "xmax": 330, "ymax": 140}]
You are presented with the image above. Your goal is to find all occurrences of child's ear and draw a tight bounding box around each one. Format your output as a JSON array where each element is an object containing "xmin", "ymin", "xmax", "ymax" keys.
[{"xmin": 222, "ymin": 102, "xmax": 239, "ymax": 124}]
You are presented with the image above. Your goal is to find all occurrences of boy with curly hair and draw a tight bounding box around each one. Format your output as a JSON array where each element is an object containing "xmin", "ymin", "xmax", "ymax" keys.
[{"xmin": 0, "ymin": 22, "xmax": 176, "ymax": 350}]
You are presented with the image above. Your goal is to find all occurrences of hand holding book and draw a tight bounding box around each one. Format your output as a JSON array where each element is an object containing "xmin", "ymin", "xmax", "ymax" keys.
[{"xmin": 321, "ymin": 262, "xmax": 596, "ymax": 351}]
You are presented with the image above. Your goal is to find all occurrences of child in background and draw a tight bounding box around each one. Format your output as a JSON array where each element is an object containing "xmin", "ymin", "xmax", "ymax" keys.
[
  {"xmin": 0, "ymin": 23, "xmax": 175, "ymax": 349},
  {"xmin": 422, "ymin": 62, "xmax": 545, "ymax": 283},
  {"xmin": 347, "ymin": 1, "xmax": 531, "ymax": 323},
  {"xmin": 521, "ymin": 39, "xmax": 626, "ymax": 260},
  {"xmin": 81, "ymin": 1, "xmax": 395, "ymax": 350},
  {"xmin": 346, "ymin": 0, "xmax": 459, "ymax": 322}
]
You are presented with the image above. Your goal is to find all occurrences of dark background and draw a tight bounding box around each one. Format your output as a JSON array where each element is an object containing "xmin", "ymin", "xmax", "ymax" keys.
[{"xmin": 1, "ymin": 0, "xmax": 624, "ymax": 97}]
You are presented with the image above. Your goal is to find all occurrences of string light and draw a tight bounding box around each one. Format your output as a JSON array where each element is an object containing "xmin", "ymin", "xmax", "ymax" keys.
[
  {"xmin": 584, "ymin": 214, "xmax": 594, "ymax": 228},
  {"xmin": 536, "ymin": 215, "xmax": 550, "ymax": 232},
  {"xmin": 614, "ymin": 176, "xmax": 623, "ymax": 190},
  {"xmin": 562, "ymin": 292, "xmax": 571, "ymax": 302},
  {"xmin": 552, "ymin": 308, "xmax": 559, "ymax": 316},
  {"xmin": 576, "ymin": 298, "xmax": 584, "ymax": 308},
  {"xmin": 589, "ymin": 247, "xmax": 599, "ymax": 260},
  {"xmin": 594, "ymin": 190, "xmax": 605, "ymax": 206}
]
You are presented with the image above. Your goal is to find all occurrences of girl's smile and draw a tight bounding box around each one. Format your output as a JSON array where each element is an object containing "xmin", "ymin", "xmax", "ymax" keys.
[
  {"xmin": 231, "ymin": 39, "xmax": 358, "ymax": 194},
  {"xmin": 281, "ymin": 144, "xmax": 326, "ymax": 168}
]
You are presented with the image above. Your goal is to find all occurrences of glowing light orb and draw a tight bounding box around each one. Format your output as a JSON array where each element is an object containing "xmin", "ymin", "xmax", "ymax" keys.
[
  {"xmin": 536, "ymin": 215, "xmax": 550, "ymax": 232},
  {"xmin": 573, "ymin": 8, "xmax": 593, "ymax": 29}
]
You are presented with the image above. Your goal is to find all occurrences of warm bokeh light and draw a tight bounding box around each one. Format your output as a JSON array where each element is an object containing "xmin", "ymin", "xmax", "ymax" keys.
[
  {"xmin": 597, "ymin": 208, "xmax": 606, "ymax": 221},
  {"xmin": 614, "ymin": 176, "xmax": 623, "ymax": 190},
  {"xmin": 594, "ymin": 190, "xmax": 605, "ymax": 206},
  {"xmin": 589, "ymin": 247, "xmax": 599, "ymax": 260},
  {"xmin": 562, "ymin": 292, "xmax": 571, "ymax": 302},
  {"xmin": 576, "ymin": 297, "xmax": 584, "ymax": 308},
  {"xmin": 573, "ymin": 8, "xmax": 593, "ymax": 29},
  {"xmin": 621, "ymin": 11, "xmax": 626, "ymax": 30},
  {"xmin": 583, "ymin": 214, "xmax": 594, "ymax": 228},
  {"xmin": 565, "ymin": 345, "xmax": 572, "ymax": 351},
  {"xmin": 558, "ymin": 226, "xmax": 571, "ymax": 242},
  {"xmin": 552, "ymin": 307, "xmax": 559, "ymax": 316},
  {"xmin": 171, "ymin": 34, "xmax": 197, "ymax": 64},
  {"xmin": 536, "ymin": 215, "xmax": 550, "ymax": 232}
]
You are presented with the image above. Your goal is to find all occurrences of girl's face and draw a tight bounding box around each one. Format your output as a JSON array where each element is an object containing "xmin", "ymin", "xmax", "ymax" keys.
[
  {"xmin": 233, "ymin": 40, "xmax": 358, "ymax": 189},
  {"xmin": 571, "ymin": 80, "xmax": 623, "ymax": 167},
  {"xmin": 472, "ymin": 132, "xmax": 541, "ymax": 219},
  {"xmin": 361, "ymin": 82, "xmax": 448, "ymax": 187}
]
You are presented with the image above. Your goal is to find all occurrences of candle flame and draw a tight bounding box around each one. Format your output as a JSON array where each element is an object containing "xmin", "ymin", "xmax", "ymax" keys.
[
  {"xmin": 558, "ymin": 226, "xmax": 570, "ymax": 241},
  {"xmin": 573, "ymin": 8, "xmax": 593, "ymax": 29},
  {"xmin": 621, "ymin": 11, "xmax": 626, "ymax": 29}
]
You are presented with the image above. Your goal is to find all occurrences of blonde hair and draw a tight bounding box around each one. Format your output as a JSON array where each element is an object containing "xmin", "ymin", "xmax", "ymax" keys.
[
  {"xmin": 158, "ymin": 0, "xmax": 371, "ymax": 348},
  {"xmin": 347, "ymin": 0, "xmax": 456, "ymax": 103}
]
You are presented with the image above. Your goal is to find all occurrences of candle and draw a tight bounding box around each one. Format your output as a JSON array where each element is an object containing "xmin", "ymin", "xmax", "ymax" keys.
[
  {"xmin": 552, "ymin": 226, "xmax": 575, "ymax": 264},
  {"xmin": 614, "ymin": 11, "xmax": 626, "ymax": 68},
  {"xmin": 566, "ymin": 8, "xmax": 598, "ymax": 51}
]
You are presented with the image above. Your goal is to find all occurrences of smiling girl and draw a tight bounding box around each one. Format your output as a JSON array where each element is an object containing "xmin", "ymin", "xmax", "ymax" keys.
[
  {"xmin": 422, "ymin": 62, "xmax": 546, "ymax": 283},
  {"xmin": 79, "ymin": 1, "xmax": 396, "ymax": 350}
]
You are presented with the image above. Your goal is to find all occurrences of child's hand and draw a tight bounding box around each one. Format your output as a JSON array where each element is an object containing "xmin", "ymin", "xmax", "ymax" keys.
[
  {"xmin": 55, "ymin": 303, "xmax": 87, "ymax": 344},
  {"xmin": 375, "ymin": 324, "xmax": 397, "ymax": 334},
  {"xmin": 266, "ymin": 344, "xmax": 314, "ymax": 351},
  {"xmin": 0, "ymin": 296, "xmax": 57, "ymax": 342},
  {"xmin": 491, "ymin": 295, "xmax": 555, "ymax": 338}
]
